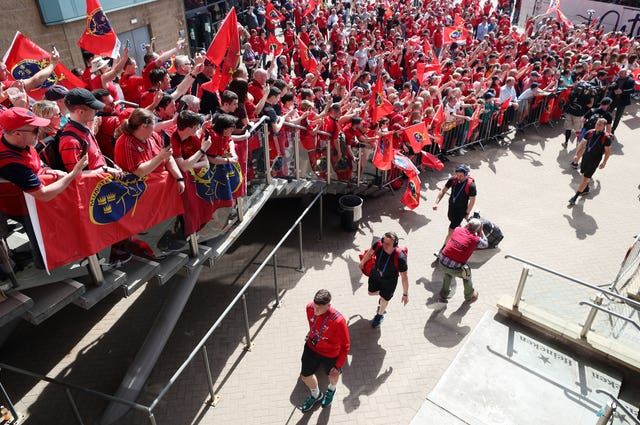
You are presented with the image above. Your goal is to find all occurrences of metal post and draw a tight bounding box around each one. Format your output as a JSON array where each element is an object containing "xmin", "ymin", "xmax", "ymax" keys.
[
  {"xmin": 86, "ymin": 254, "xmax": 104, "ymax": 286},
  {"xmin": 595, "ymin": 402, "xmax": 616, "ymax": 425},
  {"xmin": 296, "ymin": 222, "xmax": 305, "ymax": 272},
  {"xmin": 356, "ymin": 146, "xmax": 363, "ymax": 185},
  {"xmin": 263, "ymin": 125, "xmax": 272, "ymax": 185},
  {"xmin": 580, "ymin": 294, "xmax": 603, "ymax": 339},
  {"xmin": 318, "ymin": 193, "xmax": 324, "ymax": 241},
  {"xmin": 201, "ymin": 346, "xmax": 216, "ymax": 403},
  {"xmin": 237, "ymin": 196, "xmax": 245, "ymax": 223},
  {"xmin": 241, "ymin": 294, "xmax": 252, "ymax": 350},
  {"xmin": 0, "ymin": 380, "xmax": 18, "ymax": 423},
  {"xmin": 272, "ymin": 253, "xmax": 280, "ymax": 307},
  {"xmin": 65, "ymin": 388, "xmax": 85, "ymax": 425},
  {"xmin": 326, "ymin": 137, "xmax": 331, "ymax": 184},
  {"xmin": 188, "ymin": 233, "xmax": 199, "ymax": 258},
  {"xmin": 147, "ymin": 411, "xmax": 158, "ymax": 425},
  {"xmin": 294, "ymin": 131, "xmax": 301, "ymax": 181},
  {"xmin": 513, "ymin": 266, "xmax": 529, "ymax": 310}
]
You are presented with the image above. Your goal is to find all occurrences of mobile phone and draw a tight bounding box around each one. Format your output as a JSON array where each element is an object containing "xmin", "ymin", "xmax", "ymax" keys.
[
  {"xmin": 161, "ymin": 130, "xmax": 171, "ymax": 148},
  {"xmin": 125, "ymin": 39, "xmax": 131, "ymax": 49}
]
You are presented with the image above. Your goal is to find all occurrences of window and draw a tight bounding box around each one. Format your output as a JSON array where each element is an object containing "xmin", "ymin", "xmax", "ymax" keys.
[{"xmin": 38, "ymin": 0, "xmax": 157, "ymax": 26}]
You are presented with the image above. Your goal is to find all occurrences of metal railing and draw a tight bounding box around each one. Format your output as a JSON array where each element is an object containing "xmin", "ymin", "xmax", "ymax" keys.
[
  {"xmin": 0, "ymin": 190, "xmax": 324, "ymax": 425},
  {"xmin": 595, "ymin": 389, "xmax": 640, "ymax": 425},
  {"xmin": 505, "ymin": 254, "xmax": 640, "ymax": 340}
]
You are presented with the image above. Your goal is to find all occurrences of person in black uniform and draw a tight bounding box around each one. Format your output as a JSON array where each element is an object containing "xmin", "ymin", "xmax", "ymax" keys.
[
  {"xmin": 569, "ymin": 118, "xmax": 612, "ymax": 205},
  {"xmin": 433, "ymin": 165, "xmax": 477, "ymax": 245},
  {"xmin": 607, "ymin": 68, "xmax": 635, "ymax": 134},
  {"xmin": 573, "ymin": 96, "xmax": 612, "ymax": 149}
]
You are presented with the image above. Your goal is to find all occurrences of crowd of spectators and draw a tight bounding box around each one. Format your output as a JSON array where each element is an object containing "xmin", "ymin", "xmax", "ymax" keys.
[{"xmin": 1, "ymin": 0, "xmax": 639, "ymax": 271}]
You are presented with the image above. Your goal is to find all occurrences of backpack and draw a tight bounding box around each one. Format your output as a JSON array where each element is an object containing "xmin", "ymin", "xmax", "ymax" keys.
[
  {"xmin": 450, "ymin": 176, "xmax": 474, "ymax": 194},
  {"xmin": 39, "ymin": 129, "xmax": 87, "ymax": 171},
  {"xmin": 359, "ymin": 239, "xmax": 408, "ymax": 276}
]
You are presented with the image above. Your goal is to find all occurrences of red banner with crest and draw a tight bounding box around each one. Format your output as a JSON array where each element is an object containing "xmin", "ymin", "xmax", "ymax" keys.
[{"xmin": 25, "ymin": 171, "xmax": 183, "ymax": 270}]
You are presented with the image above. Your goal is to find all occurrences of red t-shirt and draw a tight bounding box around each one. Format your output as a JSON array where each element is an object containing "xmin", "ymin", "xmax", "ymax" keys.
[
  {"xmin": 305, "ymin": 303, "xmax": 350, "ymax": 368},
  {"xmin": 120, "ymin": 73, "xmax": 144, "ymax": 104},
  {"xmin": 206, "ymin": 132, "xmax": 231, "ymax": 157},
  {"xmin": 171, "ymin": 132, "xmax": 201, "ymax": 160},
  {"xmin": 114, "ymin": 132, "xmax": 164, "ymax": 174}
]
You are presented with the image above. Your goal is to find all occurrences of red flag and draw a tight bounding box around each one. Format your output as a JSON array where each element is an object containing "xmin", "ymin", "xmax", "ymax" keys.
[
  {"xmin": 384, "ymin": 0, "xmax": 393, "ymax": 20},
  {"xmin": 205, "ymin": 9, "xmax": 240, "ymax": 92},
  {"xmin": 632, "ymin": 69, "xmax": 640, "ymax": 90},
  {"xmin": 302, "ymin": 0, "xmax": 318, "ymax": 17},
  {"xmin": 266, "ymin": 1, "xmax": 286, "ymax": 22},
  {"xmin": 430, "ymin": 105, "xmax": 445, "ymax": 148},
  {"xmin": 25, "ymin": 172, "xmax": 183, "ymax": 271},
  {"xmin": 466, "ymin": 106, "xmax": 482, "ymax": 142},
  {"xmin": 556, "ymin": 10, "xmax": 573, "ymax": 29},
  {"xmin": 443, "ymin": 27, "xmax": 469, "ymax": 44},
  {"xmin": 454, "ymin": 14, "xmax": 465, "ymax": 27},
  {"xmin": 3, "ymin": 32, "xmax": 86, "ymax": 100},
  {"xmin": 403, "ymin": 122, "xmax": 430, "ymax": 152},
  {"xmin": 298, "ymin": 38, "xmax": 318, "ymax": 74},
  {"xmin": 77, "ymin": 0, "xmax": 121, "ymax": 58},
  {"xmin": 497, "ymin": 96, "xmax": 511, "ymax": 126},
  {"xmin": 182, "ymin": 162, "xmax": 243, "ymax": 236},
  {"xmin": 162, "ymin": 56, "xmax": 177, "ymax": 74},
  {"xmin": 423, "ymin": 40, "xmax": 439, "ymax": 65},
  {"xmin": 393, "ymin": 153, "xmax": 421, "ymax": 209},
  {"xmin": 372, "ymin": 134, "xmax": 394, "ymax": 170},
  {"xmin": 369, "ymin": 77, "xmax": 394, "ymax": 124},
  {"xmin": 546, "ymin": 0, "xmax": 560, "ymax": 13},
  {"xmin": 421, "ymin": 152, "xmax": 444, "ymax": 170},
  {"xmin": 401, "ymin": 174, "xmax": 421, "ymax": 210},
  {"xmin": 539, "ymin": 96, "xmax": 555, "ymax": 124},
  {"xmin": 266, "ymin": 33, "xmax": 284, "ymax": 57}
]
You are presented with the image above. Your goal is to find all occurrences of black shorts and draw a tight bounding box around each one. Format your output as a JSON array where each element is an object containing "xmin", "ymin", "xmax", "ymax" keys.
[
  {"xmin": 301, "ymin": 343, "xmax": 337, "ymax": 377},
  {"xmin": 580, "ymin": 160, "xmax": 599, "ymax": 179},
  {"xmin": 368, "ymin": 277, "xmax": 398, "ymax": 301},
  {"xmin": 448, "ymin": 208, "xmax": 466, "ymax": 229}
]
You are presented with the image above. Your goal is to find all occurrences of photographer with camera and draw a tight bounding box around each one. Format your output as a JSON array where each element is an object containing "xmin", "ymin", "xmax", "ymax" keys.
[{"xmin": 562, "ymin": 81, "xmax": 595, "ymax": 148}]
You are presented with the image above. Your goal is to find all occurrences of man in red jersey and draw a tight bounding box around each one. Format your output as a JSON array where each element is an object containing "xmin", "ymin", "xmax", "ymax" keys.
[{"xmin": 300, "ymin": 289, "xmax": 350, "ymax": 412}]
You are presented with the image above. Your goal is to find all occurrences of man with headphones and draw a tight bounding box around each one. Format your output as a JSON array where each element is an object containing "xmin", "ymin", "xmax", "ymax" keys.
[
  {"xmin": 432, "ymin": 165, "xmax": 477, "ymax": 248},
  {"xmin": 359, "ymin": 231, "xmax": 409, "ymax": 328},
  {"xmin": 438, "ymin": 219, "xmax": 487, "ymax": 304}
]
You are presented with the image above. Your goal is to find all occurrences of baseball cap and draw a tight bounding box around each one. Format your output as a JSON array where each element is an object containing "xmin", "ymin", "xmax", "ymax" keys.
[
  {"xmin": 530, "ymin": 71, "xmax": 541, "ymax": 77},
  {"xmin": 530, "ymin": 82, "xmax": 540, "ymax": 88},
  {"xmin": 44, "ymin": 85, "xmax": 69, "ymax": 101},
  {"xmin": 0, "ymin": 107, "xmax": 50, "ymax": 132},
  {"xmin": 483, "ymin": 92, "xmax": 494, "ymax": 99},
  {"xmin": 455, "ymin": 165, "xmax": 469, "ymax": 175},
  {"xmin": 65, "ymin": 88, "xmax": 105, "ymax": 110},
  {"xmin": 600, "ymin": 97, "xmax": 613, "ymax": 105}
]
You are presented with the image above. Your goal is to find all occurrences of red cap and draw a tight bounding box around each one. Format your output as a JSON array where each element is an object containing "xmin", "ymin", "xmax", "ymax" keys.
[{"xmin": 0, "ymin": 107, "xmax": 50, "ymax": 132}]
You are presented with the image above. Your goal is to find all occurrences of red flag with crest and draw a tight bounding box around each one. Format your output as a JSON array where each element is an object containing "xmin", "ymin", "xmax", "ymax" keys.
[
  {"xmin": 266, "ymin": 1, "xmax": 286, "ymax": 22},
  {"xmin": 443, "ymin": 27, "xmax": 469, "ymax": 44},
  {"xmin": 403, "ymin": 122, "xmax": 430, "ymax": 153},
  {"xmin": 298, "ymin": 38, "xmax": 318, "ymax": 74},
  {"xmin": 546, "ymin": 0, "xmax": 560, "ymax": 13},
  {"xmin": 466, "ymin": 106, "xmax": 482, "ymax": 142},
  {"xmin": 266, "ymin": 33, "xmax": 283, "ymax": 57},
  {"xmin": 77, "ymin": 0, "xmax": 121, "ymax": 58},
  {"xmin": 369, "ymin": 77, "xmax": 394, "ymax": 124},
  {"xmin": 302, "ymin": 0, "xmax": 318, "ymax": 17},
  {"xmin": 373, "ymin": 133, "xmax": 394, "ymax": 170},
  {"xmin": 393, "ymin": 153, "xmax": 421, "ymax": 210},
  {"xmin": 206, "ymin": 9, "xmax": 240, "ymax": 92},
  {"xmin": 3, "ymin": 32, "xmax": 85, "ymax": 100},
  {"xmin": 430, "ymin": 105, "xmax": 445, "ymax": 147},
  {"xmin": 497, "ymin": 96, "xmax": 511, "ymax": 126}
]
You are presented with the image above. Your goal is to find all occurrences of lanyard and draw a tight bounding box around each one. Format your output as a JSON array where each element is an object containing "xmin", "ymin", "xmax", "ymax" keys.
[
  {"xmin": 587, "ymin": 132, "xmax": 602, "ymax": 153},
  {"xmin": 451, "ymin": 178, "xmax": 467, "ymax": 203},
  {"xmin": 310, "ymin": 311, "xmax": 331, "ymax": 341},
  {"xmin": 376, "ymin": 248, "xmax": 392, "ymax": 277}
]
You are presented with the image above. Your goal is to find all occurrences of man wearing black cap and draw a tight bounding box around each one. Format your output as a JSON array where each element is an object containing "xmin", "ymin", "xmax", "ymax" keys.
[
  {"xmin": 574, "ymin": 97, "xmax": 613, "ymax": 150},
  {"xmin": 433, "ymin": 165, "xmax": 477, "ymax": 245},
  {"xmin": 44, "ymin": 85, "xmax": 69, "ymax": 126},
  {"xmin": 59, "ymin": 88, "xmax": 120, "ymax": 174}
]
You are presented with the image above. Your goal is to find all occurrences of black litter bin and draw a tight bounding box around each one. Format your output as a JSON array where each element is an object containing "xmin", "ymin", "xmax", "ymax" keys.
[{"xmin": 338, "ymin": 195, "xmax": 363, "ymax": 231}]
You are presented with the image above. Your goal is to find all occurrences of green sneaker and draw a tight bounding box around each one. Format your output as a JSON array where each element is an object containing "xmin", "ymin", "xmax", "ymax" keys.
[
  {"xmin": 321, "ymin": 388, "xmax": 336, "ymax": 407},
  {"xmin": 300, "ymin": 393, "xmax": 322, "ymax": 412}
]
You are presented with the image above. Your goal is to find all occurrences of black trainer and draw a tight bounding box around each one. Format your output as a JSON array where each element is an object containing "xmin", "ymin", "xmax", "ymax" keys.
[{"xmin": 580, "ymin": 185, "xmax": 590, "ymax": 196}]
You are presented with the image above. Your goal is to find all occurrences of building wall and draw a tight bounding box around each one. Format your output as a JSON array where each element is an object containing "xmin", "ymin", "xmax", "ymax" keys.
[{"xmin": 0, "ymin": 0, "xmax": 186, "ymax": 70}]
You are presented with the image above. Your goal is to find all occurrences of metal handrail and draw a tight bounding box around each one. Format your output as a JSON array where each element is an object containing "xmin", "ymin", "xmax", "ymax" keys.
[
  {"xmin": 505, "ymin": 254, "xmax": 640, "ymax": 309},
  {"xmin": 247, "ymin": 115, "xmax": 269, "ymax": 137},
  {"xmin": 595, "ymin": 389, "xmax": 640, "ymax": 425},
  {"xmin": 148, "ymin": 190, "xmax": 324, "ymax": 411},
  {"xmin": 0, "ymin": 362, "xmax": 152, "ymax": 414},
  {"xmin": 579, "ymin": 301, "xmax": 640, "ymax": 332}
]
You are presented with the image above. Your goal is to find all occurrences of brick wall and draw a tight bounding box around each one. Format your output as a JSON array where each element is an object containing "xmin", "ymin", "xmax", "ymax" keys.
[{"xmin": 0, "ymin": 0, "xmax": 186, "ymax": 70}]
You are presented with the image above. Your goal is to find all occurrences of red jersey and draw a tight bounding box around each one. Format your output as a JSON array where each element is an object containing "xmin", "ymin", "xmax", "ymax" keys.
[
  {"xmin": 206, "ymin": 132, "xmax": 231, "ymax": 157},
  {"xmin": 114, "ymin": 132, "xmax": 164, "ymax": 174},
  {"xmin": 59, "ymin": 120, "xmax": 106, "ymax": 172},
  {"xmin": 305, "ymin": 303, "xmax": 350, "ymax": 368},
  {"xmin": 171, "ymin": 132, "xmax": 202, "ymax": 160},
  {"xmin": 120, "ymin": 73, "xmax": 144, "ymax": 104}
]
